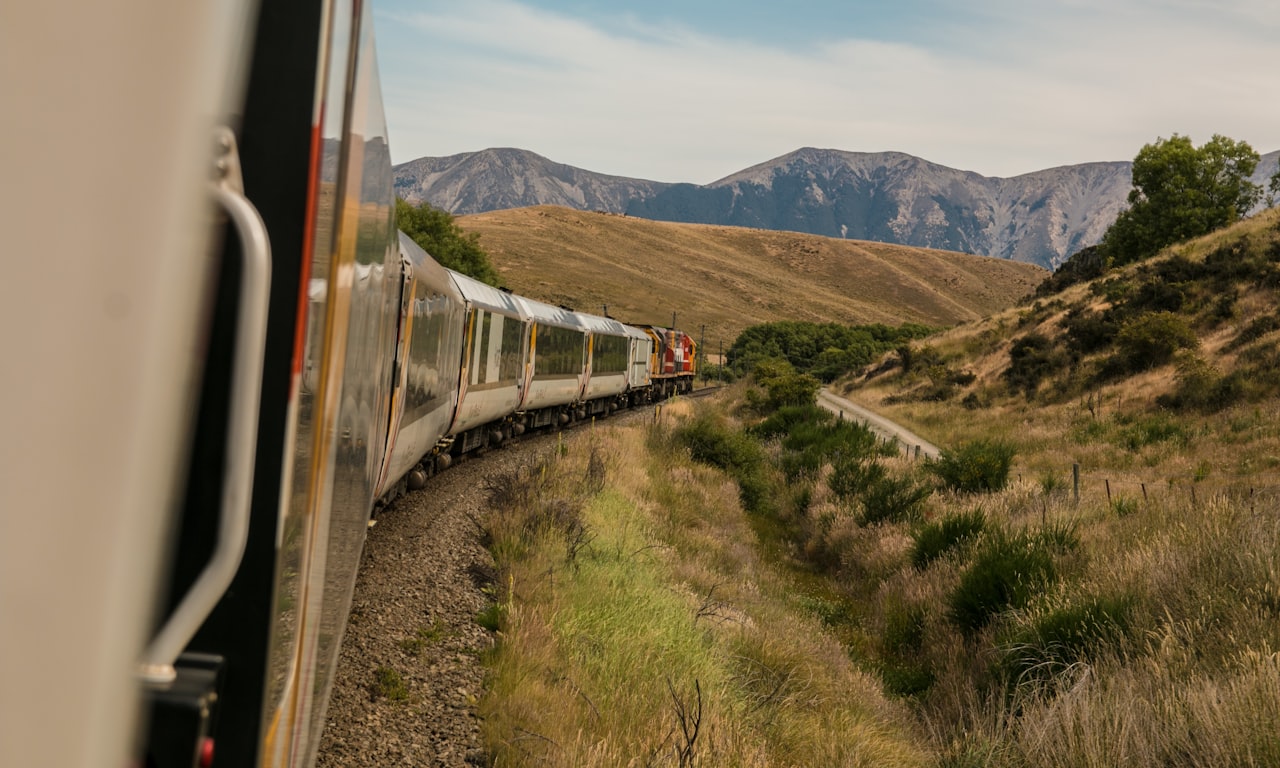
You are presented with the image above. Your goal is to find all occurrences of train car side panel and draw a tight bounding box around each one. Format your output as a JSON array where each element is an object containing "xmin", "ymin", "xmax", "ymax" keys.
[
  {"xmin": 446, "ymin": 269, "xmax": 529, "ymax": 438},
  {"xmin": 258, "ymin": 3, "xmax": 401, "ymax": 766},
  {"xmin": 517, "ymin": 297, "xmax": 589, "ymax": 413},
  {"xmin": 378, "ymin": 235, "xmax": 466, "ymax": 494}
]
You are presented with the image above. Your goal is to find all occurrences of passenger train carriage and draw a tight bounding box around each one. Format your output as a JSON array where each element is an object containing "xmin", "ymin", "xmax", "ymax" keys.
[{"xmin": 4, "ymin": 1, "xmax": 696, "ymax": 767}]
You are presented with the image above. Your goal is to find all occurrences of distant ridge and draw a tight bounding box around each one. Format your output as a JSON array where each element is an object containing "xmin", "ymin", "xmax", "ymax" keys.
[
  {"xmin": 395, "ymin": 147, "xmax": 1280, "ymax": 270},
  {"xmin": 394, "ymin": 148, "xmax": 671, "ymax": 215}
]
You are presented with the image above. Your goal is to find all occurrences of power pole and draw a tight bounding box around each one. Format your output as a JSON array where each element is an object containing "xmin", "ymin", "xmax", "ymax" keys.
[{"xmin": 699, "ymin": 324, "xmax": 705, "ymax": 382}]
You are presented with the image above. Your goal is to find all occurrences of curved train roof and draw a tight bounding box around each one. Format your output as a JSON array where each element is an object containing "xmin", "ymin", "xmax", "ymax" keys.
[
  {"xmin": 514, "ymin": 294, "xmax": 588, "ymax": 331},
  {"xmin": 446, "ymin": 268, "xmax": 527, "ymax": 318},
  {"xmin": 397, "ymin": 231, "xmax": 464, "ymax": 303}
]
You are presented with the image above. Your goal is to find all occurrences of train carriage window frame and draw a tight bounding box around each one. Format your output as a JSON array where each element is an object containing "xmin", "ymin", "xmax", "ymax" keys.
[
  {"xmin": 592, "ymin": 333, "xmax": 629, "ymax": 376},
  {"xmin": 534, "ymin": 323, "xmax": 585, "ymax": 379}
]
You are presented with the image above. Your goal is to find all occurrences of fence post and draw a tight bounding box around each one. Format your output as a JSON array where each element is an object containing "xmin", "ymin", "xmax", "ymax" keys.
[
  {"xmin": 1105, "ymin": 479, "xmax": 1112, "ymax": 507},
  {"xmin": 1073, "ymin": 463, "xmax": 1080, "ymax": 505}
]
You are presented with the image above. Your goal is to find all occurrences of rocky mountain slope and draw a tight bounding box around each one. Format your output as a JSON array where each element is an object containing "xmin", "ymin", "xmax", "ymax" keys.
[
  {"xmin": 393, "ymin": 148, "xmax": 670, "ymax": 215},
  {"xmin": 395, "ymin": 147, "xmax": 1280, "ymax": 271}
]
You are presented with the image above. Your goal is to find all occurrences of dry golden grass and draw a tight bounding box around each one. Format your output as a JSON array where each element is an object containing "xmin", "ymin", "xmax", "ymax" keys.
[
  {"xmin": 458, "ymin": 205, "xmax": 1047, "ymax": 346},
  {"xmin": 825, "ymin": 209, "xmax": 1280, "ymax": 764}
]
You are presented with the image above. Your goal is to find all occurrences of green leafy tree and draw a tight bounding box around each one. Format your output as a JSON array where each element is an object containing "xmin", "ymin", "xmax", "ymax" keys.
[
  {"xmin": 396, "ymin": 198, "xmax": 501, "ymax": 286},
  {"xmin": 1102, "ymin": 134, "xmax": 1261, "ymax": 266}
]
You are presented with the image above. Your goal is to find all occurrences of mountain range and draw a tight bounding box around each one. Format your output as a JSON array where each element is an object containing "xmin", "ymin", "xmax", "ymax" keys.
[{"xmin": 394, "ymin": 147, "xmax": 1280, "ymax": 270}]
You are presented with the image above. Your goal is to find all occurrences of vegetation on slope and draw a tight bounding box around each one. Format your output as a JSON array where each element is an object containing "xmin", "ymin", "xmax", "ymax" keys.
[
  {"xmin": 1100, "ymin": 134, "xmax": 1262, "ymax": 268},
  {"xmin": 726, "ymin": 320, "xmax": 936, "ymax": 382},
  {"xmin": 822, "ymin": 207, "xmax": 1280, "ymax": 764}
]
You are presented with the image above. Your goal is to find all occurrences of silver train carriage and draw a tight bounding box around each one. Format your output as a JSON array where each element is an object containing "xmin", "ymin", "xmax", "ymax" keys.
[{"xmin": 444, "ymin": 268, "xmax": 532, "ymax": 454}]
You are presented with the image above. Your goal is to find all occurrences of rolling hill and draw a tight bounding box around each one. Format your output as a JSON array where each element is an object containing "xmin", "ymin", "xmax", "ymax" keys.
[{"xmin": 455, "ymin": 205, "xmax": 1048, "ymax": 350}]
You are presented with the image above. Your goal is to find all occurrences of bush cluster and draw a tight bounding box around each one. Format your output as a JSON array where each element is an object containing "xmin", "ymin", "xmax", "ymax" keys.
[
  {"xmin": 673, "ymin": 411, "xmax": 774, "ymax": 515},
  {"xmin": 1004, "ymin": 333, "xmax": 1068, "ymax": 397},
  {"xmin": 727, "ymin": 321, "xmax": 935, "ymax": 381},
  {"xmin": 1111, "ymin": 311, "xmax": 1198, "ymax": 373},
  {"xmin": 948, "ymin": 526, "xmax": 1077, "ymax": 635},
  {"xmin": 910, "ymin": 508, "xmax": 986, "ymax": 569},
  {"xmin": 928, "ymin": 440, "xmax": 1017, "ymax": 493}
]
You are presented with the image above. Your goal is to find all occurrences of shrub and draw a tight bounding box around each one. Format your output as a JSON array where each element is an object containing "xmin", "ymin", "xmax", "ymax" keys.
[
  {"xmin": 765, "ymin": 371, "xmax": 821, "ymax": 410},
  {"xmin": 948, "ymin": 529, "xmax": 1061, "ymax": 635},
  {"xmin": 911, "ymin": 508, "xmax": 986, "ymax": 569},
  {"xmin": 675, "ymin": 411, "xmax": 779, "ymax": 515},
  {"xmin": 675, "ymin": 412, "xmax": 762, "ymax": 475},
  {"xmin": 1005, "ymin": 332, "xmax": 1065, "ymax": 397},
  {"xmin": 1157, "ymin": 355, "xmax": 1249, "ymax": 412},
  {"xmin": 1113, "ymin": 311, "xmax": 1198, "ymax": 372},
  {"xmin": 755, "ymin": 410, "xmax": 881, "ymax": 483},
  {"xmin": 859, "ymin": 474, "xmax": 933, "ymax": 525},
  {"xmin": 997, "ymin": 594, "xmax": 1134, "ymax": 687},
  {"xmin": 928, "ymin": 440, "xmax": 1017, "ymax": 493},
  {"xmin": 1228, "ymin": 313, "xmax": 1280, "ymax": 351},
  {"xmin": 1114, "ymin": 412, "xmax": 1192, "ymax": 450},
  {"xmin": 828, "ymin": 456, "xmax": 887, "ymax": 501},
  {"xmin": 750, "ymin": 404, "xmax": 830, "ymax": 439},
  {"xmin": 1062, "ymin": 307, "xmax": 1120, "ymax": 355}
]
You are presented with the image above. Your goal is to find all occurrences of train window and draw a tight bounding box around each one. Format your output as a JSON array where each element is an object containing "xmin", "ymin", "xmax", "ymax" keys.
[
  {"xmin": 470, "ymin": 310, "xmax": 491, "ymax": 385},
  {"xmin": 534, "ymin": 324, "xmax": 584, "ymax": 377},
  {"xmin": 404, "ymin": 290, "xmax": 450, "ymax": 420},
  {"xmin": 499, "ymin": 315, "xmax": 524, "ymax": 382},
  {"xmin": 592, "ymin": 333, "xmax": 628, "ymax": 375}
]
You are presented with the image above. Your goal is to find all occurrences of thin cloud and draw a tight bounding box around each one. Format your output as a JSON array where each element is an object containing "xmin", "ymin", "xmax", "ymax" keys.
[{"xmin": 376, "ymin": 0, "xmax": 1278, "ymax": 182}]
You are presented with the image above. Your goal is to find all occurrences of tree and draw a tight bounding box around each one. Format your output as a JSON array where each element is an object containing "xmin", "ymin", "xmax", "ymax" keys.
[
  {"xmin": 1101, "ymin": 134, "xmax": 1261, "ymax": 267},
  {"xmin": 396, "ymin": 199, "xmax": 501, "ymax": 286}
]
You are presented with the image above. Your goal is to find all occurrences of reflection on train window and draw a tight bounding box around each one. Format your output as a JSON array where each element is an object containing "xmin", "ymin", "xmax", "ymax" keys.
[
  {"xmin": 534, "ymin": 324, "xmax": 584, "ymax": 378},
  {"xmin": 500, "ymin": 315, "xmax": 525, "ymax": 382},
  {"xmin": 404, "ymin": 288, "xmax": 451, "ymax": 421},
  {"xmin": 592, "ymin": 333, "xmax": 629, "ymax": 375}
]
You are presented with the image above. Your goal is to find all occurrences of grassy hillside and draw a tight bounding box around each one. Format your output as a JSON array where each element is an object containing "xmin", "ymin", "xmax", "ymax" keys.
[
  {"xmin": 817, "ymin": 206, "xmax": 1280, "ymax": 763},
  {"xmin": 457, "ymin": 205, "xmax": 1047, "ymax": 346}
]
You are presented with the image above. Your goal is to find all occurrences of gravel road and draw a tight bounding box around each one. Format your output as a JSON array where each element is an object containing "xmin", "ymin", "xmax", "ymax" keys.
[{"xmin": 817, "ymin": 388, "xmax": 940, "ymax": 459}]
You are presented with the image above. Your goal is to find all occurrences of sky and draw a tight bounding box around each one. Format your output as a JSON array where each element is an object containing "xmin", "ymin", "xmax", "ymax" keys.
[{"xmin": 373, "ymin": 0, "xmax": 1278, "ymax": 184}]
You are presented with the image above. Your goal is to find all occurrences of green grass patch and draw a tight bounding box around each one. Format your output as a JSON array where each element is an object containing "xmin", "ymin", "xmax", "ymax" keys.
[
  {"xmin": 911, "ymin": 508, "xmax": 986, "ymax": 569},
  {"xmin": 372, "ymin": 666, "xmax": 409, "ymax": 702},
  {"xmin": 948, "ymin": 528, "xmax": 1074, "ymax": 636}
]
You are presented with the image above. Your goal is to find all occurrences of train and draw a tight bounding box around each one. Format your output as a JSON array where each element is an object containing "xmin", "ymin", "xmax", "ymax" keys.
[{"xmin": 2, "ymin": 1, "xmax": 694, "ymax": 768}]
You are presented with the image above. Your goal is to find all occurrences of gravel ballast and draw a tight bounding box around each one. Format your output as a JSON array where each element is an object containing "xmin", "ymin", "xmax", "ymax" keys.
[{"xmin": 314, "ymin": 436, "xmax": 549, "ymax": 767}]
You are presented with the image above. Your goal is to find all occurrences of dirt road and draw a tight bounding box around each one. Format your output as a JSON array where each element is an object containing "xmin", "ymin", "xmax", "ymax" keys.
[{"xmin": 817, "ymin": 389, "xmax": 941, "ymax": 460}]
